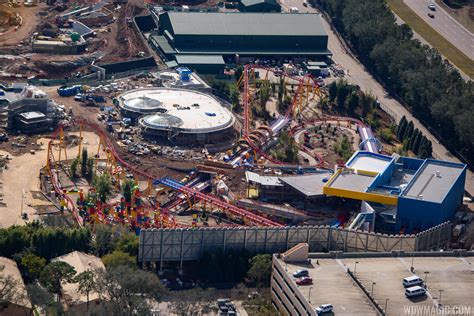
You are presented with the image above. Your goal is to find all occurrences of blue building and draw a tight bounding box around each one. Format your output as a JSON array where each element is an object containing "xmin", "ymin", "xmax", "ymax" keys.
[{"xmin": 323, "ymin": 151, "xmax": 467, "ymax": 234}]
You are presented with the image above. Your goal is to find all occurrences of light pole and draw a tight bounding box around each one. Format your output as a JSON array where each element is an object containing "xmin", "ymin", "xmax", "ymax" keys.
[
  {"xmin": 411, "ymin": 255, "xmax": 415, "ymax": 271},
  {"xmin": 309, "ymin": 286, "xmax": 313, "ymax": 303},
  {"xmin": 385, "ymin": 298, "xmax": 389, "ymax": 315},
  {"xmin": 438, "ymin": 289, "xmax": 443, "ymax": 306},
  {"xmin": 371, "ymin": 282, "xmax": 376, "ymax": 296},
  {"xmin": 424, "ymin": 271, "xmax": 430, "ymax": 288},
  {"xmin": 354, "ymin": 261, "xmax": 359, "ymax": 275},
  {"xmin": 20, "ymin": 189, "xmax": 26, "ymax": 218}
]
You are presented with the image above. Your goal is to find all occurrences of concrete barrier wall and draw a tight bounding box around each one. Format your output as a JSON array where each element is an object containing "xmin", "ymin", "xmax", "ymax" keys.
[{"xmin": 138, "ymin": 222, "xmax": 451, "ymax": 263}]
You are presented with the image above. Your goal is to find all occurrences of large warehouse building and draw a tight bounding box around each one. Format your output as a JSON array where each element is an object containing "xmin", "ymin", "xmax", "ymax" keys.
[{"xmin": 151, "ymin": 12, "xmax": 330, "ymax": 65}]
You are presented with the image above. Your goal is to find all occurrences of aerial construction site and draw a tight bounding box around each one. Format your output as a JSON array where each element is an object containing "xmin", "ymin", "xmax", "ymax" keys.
[
  {"xmin": 1, "ymin": 0, "xmax": 473, "ymax": 313},
  {"xmin": 0, "ymin": 0, "xmax": 470, "ymax": 240}
]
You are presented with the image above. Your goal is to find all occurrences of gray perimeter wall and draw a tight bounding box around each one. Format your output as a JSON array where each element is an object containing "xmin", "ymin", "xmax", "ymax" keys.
[{"xmin": 138, "ymin": 222, "xmax": 451, "ymax": 263}]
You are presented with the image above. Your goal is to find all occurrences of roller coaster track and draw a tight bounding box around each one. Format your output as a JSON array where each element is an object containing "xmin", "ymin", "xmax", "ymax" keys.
[{"xmin": 46, "ymin": 119, "xmax": 283, "ymax": 227}]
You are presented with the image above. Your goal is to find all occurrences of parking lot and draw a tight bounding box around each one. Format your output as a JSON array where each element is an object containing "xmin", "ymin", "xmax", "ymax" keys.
[
  {"xmin": 340, "ymin": 257, "xmax": 474, "ymax": 315},
  {"xmin": 285, "ymin": 260, "xmax": 378, "ymax": 315},
  {"xmin": 277, "ymin": 255, "xmax": 474, "ymax": 316}
]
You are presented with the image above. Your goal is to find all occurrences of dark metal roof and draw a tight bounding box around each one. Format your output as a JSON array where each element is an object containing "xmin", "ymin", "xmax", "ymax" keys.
[
  {"xmin": 240, "ymin": 0, "xmax": 280, "ymax": 7},
  {"xmin": 166, "ymin": 12, "xmax": 327, "ymax": 37}
]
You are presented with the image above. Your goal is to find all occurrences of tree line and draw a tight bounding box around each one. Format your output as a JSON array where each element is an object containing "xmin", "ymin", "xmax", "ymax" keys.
[
  {"xmin": 1, "ymin": 222, "xmax": 275, "ymax": 315},
  {"xmin": 315, "ymin": 0, "xmax": 474, "ymax": 165},
  {"xmin": 397, "ymin": 116, "xmax": 432, "ymax": 159}
]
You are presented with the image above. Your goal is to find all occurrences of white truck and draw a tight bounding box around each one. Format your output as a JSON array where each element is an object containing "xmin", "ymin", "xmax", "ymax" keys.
[{"xmin": 289, "ymin": 6, "xmax": 299, "ymax": 13}]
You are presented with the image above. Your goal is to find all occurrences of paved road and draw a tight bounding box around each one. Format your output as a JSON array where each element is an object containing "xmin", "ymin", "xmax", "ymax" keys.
[
  {"xmin": 404, "ymin": 0, "xmax": 474, "ymax": 60},
  {"xmin": 279, "ymin": 0, "xmax": 474, "ymax": 196}
]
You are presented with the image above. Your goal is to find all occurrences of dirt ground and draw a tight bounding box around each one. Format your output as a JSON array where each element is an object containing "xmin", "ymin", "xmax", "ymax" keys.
[
  {"xmin": 0, "ymin": 131, "xmax": 100, "ymax": 228},
  {"xmin": 0, "ymin": 3, "xmax": 45, "ymax": 46}
]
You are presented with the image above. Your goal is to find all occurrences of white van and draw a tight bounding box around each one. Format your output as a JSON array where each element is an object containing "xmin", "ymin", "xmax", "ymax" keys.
[
  {"xmin": 405, "ymin": 286, "xmax": 426, "ymax": 298},
  {"xmin": 403, "ymin": 275, "xmax": 423, "ymax": 287}
]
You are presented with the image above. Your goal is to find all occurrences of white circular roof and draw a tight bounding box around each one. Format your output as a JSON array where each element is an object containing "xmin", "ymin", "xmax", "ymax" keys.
[{"xmin": 120, "ymin": 88, "xmax": 235, "ymax": 133}]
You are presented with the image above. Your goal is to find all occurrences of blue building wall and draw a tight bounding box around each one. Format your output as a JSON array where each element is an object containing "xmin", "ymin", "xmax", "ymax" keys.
[
  {"xmin": 396, "ymin": 166, "xmax": 466, "ymax": 234},
  {"xmin": 368, "ymin": 159, "xmax": 395, "ymax": 190},
  {"xmin": 401, "ymin": 156, "xmax": 424, "ymax": 171}
]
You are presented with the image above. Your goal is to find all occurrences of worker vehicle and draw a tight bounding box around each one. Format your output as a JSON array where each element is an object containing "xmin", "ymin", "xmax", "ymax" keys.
[
  {"xmin": 405, "ymin": 285, "xmax": 426, "ymax": 298},
  {"xmin": 296, "ymin": 276, "xmax": 313, "ymax": 285},
  {"xmin": 315, "ymin": 304, "xmax": 333, "ymax": 314},
  {"xmin": 403, "ymin": 275, "xmax": 423, "ymax": 287},
  {"xmin": 292, "ymin": 269, "xmax": 309, "ymax": 278}
]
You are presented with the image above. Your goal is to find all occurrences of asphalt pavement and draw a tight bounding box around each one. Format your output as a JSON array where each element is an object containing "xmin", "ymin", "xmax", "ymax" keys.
[
  {"xmin": 278, "ymin": 0, "xmax": 474, "ymax": 196},
  {"xmin": 404, "ymin": 0, "xmax": 474, "ymax": 60}
]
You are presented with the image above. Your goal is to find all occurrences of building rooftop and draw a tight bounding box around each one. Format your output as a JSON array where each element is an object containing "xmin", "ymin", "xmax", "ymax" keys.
[
  {"xmin": 19, "ymin": 111, "xmax": 46, "ymax": 120},
  {"xmin": 346, "ymin": 151, "xmax": 392, "ymax": 174},
  {"xmin": 326, "ymin": 169, "xmax": 376, "ymax": 193},
  {"xmin": 166, "ymin": 12, "xmax": 327, "ymax": 37},
  {"xmin": 53, "ymin": 251, "xmax": 105, "ymax": 306},
  {"xmin": 245, "ymin": 171, "xmax": 283, "ymax": 187},
  {"xmin": 274, "ymin": 252, "xmax": 474, "ymax": 316},
  {"xmin": 175, "ymin": 54, "xmax": 225, "ymax": 65},
  {"xmin": 402, "ymin": 160, "xmax": 466, "ymax": 203},
  {"xmin": 240, "ymin": 0, "xmax": 280, "ymax": 7},
  {"xmin": 280, "ymin": 172, "xmax": 331, "ymax": 197},
  {"xmin": 127, "ymin": 88, "xmax": 234, "ymax": 133},
  {"xmin": 0, "ymin": 257, "xmax": 31, "ymax": 309}
]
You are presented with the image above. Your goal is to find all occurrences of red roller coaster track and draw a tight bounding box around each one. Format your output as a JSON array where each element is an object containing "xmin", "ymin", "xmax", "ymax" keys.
[{"xmin": 46, "ymin": 119, "xmax": 283, "ymax": 227}]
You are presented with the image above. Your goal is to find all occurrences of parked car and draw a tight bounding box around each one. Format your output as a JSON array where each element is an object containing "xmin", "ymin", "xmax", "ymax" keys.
[
  {"xmin": 403, "ymin": 275, "xmax": 423, "ymax": 288},
  {"xmin": 428, "ymin": 3, "xmax": 436, "ymax": 10},
  {"xmin": 428, "ymin": 12, "xmax": 435, "ymax": 18},
  {"xmin": 292, "ymin": 269, "xmax": 309, "ymax": 278},
  {"xmin": 315, "ymin": 304, "xmax": 333, "ymax": 314},
  {"xmin": 405, "ymin": 285, "xmax": 427, "ymax": 298},
  {"xmin": 296, "ymin": 276, "xmax": 313, "ymax": 285}
]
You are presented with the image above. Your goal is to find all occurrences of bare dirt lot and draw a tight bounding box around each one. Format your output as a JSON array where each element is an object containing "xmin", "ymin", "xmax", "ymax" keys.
[
  {"xmin": 0, "ymin": 130, "xmax": 100, "ymax": 228},
  {"xmin": 0, "ymin": 4, "xmax": 45, "ymax": 46}
]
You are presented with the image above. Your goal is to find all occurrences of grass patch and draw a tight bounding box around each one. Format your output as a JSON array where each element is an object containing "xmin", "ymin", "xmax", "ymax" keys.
[{"xmin": 387, "ymin": 0, "xmax": 474, "ymax": 78}]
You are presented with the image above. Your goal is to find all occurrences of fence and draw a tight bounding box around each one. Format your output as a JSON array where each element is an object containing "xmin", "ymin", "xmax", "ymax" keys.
[{"xmin": 138, "ymin": 222, "xmax": 451, "ymax": 263}]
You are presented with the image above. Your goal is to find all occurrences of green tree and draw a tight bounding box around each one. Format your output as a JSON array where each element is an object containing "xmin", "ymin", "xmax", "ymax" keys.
[
  {"xmin": 20, "ymin": 253, "xmax": 46, "ymax": 282},
  {"xmin": 379, "ymin": 127, "xmax": 395, "ymax": 144},
  {"xmin": 75, "ymin": 270, "xmax": 95, "ymax": 311},
  {"xmin": 40, "ymin": 261, "xmax": 76, "ymax": 301},
  {"xmin": 86, "ymin": 157, "xmax": 95, "ymax": 180},
  {"xmin": 403, "ymin": 121, "xmax": 414, "ymax": 141},
  {"xmin": 246, "ymin": 254, "xmax": 272, "ymax": 288},
  {"xmin": 101, "ymin": 250, "xmax": 135, "ymax": 268},
  {"xmin": 347, "ymin": 92, "xmax": 360, "ymax": 113},
  {"xmin": 70, "ymin": 157, "xmax": 79, "ymax": 178},
  {"xmin": 408, "ymin": 128, "xmax": 420, "ymax": 151},
  {"xmin": 93, "ymin": 265, "xmax": 167, "ymax": 314},
  {"xmin": 419, "ymin": 137, "xmax": 433, "ymax": 159},
  {"xmin": 328, "ymin": 81, "xmax": 338, "ymax": 102},
  {"xmin": 121, "ymin": 179, "xmax": 134, "ymax": 204},
  {"xmin": 81, "ymin": 148, "xmax": 88, "ymax": 177},
  {"xmin": 230, "ymin": 84, "xmax": 241, "ymax": 113},
  {"xmin": 336, "ymin": 80, "xmax": 351, "ymax": 108},
  {"xmin": 93, "ymin": 172, "xmax": 112, "ymax": 203},
  {"xmin": 335, "ymin": 134, "xmax": 352, "ymax": 161},
  {"xmin": 412, "ymin": 130, "xmax": 423, "ymax": 154},
  {"xmin": 26, "ymin": 283, "xmax": 55, "ymax": 314},
  {"xmin": 115, "ymin": 232, "xmax": 139, "ymax": 257},
  {"xmin": 234, "ymin": 65, "xmax": 243, "ymax": 82},
  {"xmin": 397, "ymin": 116, "xmax": 408, "ymax": 140}
]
